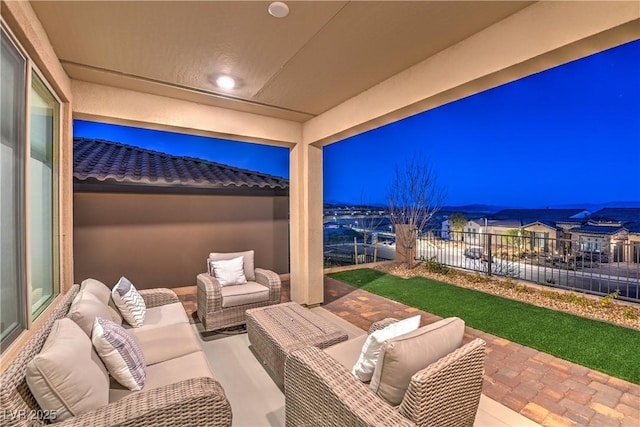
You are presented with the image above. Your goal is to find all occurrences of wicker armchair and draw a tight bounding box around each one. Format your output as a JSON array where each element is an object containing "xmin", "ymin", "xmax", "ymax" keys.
[
  {"xmin": 284, "ymin": 319, "xmax": 486, "ymax": 427},
  {"xmin": 197, "ymin": 250, "xmax": 281, "ymax": 331}
]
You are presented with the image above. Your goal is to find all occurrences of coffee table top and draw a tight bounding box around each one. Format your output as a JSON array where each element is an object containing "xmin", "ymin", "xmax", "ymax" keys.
[{"xmin": 246, "ymin": 302, "xmax": 347, "ymax": 350}]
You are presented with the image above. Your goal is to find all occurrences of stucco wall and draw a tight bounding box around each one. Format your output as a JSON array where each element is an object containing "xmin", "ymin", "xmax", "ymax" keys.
[{"xmin": 73, "ymin": 192, "xmax": 289, "ymax": 289}]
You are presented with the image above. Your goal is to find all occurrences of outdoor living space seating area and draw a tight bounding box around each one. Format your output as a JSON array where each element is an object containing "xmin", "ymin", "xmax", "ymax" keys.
[
  {"xmin": 172, "ymin": 275, "xmax": 640, "ymax": 427},
  {"xmin": 3, "ymin": 266, "xmax": 639, "ymax": 426}
]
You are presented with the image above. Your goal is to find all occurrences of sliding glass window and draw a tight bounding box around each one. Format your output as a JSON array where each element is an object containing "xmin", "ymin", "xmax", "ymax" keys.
[
  {"xmin": 30, "ymin": 73, "xmax": 59, "ymax": 317},
  {"xmin": 1, "ymin": 27, "xmax": 60, "ymax": 350},
  {"xmin": 1, "ymin": 29, "xmax": 27, "ymax": 347}
]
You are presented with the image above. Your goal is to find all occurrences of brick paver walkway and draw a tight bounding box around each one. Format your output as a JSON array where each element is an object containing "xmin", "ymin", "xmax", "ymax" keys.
[
  {"xmin": 321, "ymin": 276, "xmax": 640, "ymax": 427},
  {"xmin": 176, "ymin": 277, "xmax": 640, "ymax": 426}
]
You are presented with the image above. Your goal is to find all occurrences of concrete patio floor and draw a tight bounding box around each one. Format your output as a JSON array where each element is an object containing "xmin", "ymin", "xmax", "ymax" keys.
[{"xmin": 175, "ymin": 275, "xmax": 640, "ymax": 427}]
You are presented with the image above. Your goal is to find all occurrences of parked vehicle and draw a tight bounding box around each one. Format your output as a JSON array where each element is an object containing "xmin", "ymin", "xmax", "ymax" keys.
[{"xmin": 464, "ymin": 246, "xmax": 484, "ymax": 260}]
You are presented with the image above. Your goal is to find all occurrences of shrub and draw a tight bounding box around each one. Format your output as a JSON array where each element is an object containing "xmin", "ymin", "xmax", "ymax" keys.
[{"xmin": 600, "ymin": 290, "xmax": 620, "ymax": 308}]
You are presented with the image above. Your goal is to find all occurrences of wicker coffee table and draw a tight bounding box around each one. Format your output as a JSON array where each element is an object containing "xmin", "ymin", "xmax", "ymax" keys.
[{"xmin": 246, "ymin": 302, "xmax": 348, "ymax": 380}]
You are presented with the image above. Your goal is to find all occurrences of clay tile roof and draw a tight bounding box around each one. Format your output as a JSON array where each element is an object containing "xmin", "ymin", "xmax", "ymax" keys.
[{"xmin": 73, "ymin": 138, "xmax": 288, "ymax": 190}]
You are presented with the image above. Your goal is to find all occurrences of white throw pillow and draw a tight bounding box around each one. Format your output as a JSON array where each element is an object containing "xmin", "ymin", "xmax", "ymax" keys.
[
  {"xmin": 210, "ymin": 256, "xmax": 247, "ymax": 286},
  {"xmin": 92, "ymin": 317, "xmax": 146, "ymax": 391},
  {"xmin": 352, "ymin": 315, "xmax": 421, "ymax": 382},
  {"xmin": 111, "ymin": 276, "xmax": 146, "ymax": 327}
]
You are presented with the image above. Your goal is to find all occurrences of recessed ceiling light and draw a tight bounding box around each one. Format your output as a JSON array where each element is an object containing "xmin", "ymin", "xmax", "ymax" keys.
[
  {"xmin": 215, "ymin": 75, "xmax": 236, "ymax": 90},
  {"xmin": 268, "ymin": 2, "xmax": 289, "ymax": 18}
]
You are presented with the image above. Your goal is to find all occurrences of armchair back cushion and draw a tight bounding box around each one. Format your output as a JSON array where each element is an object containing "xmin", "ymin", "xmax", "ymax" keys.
[
  {"xmin": 208, "ymin": 250, "xmax": 255, "ymax": 281},
  {"xmin": 26, "ymin": 318, "xmax": 109, "ymax": 422},
  {"xmin": 352, "ymin": 315, "xmax": 420, "ymax": 382},
  {"xmin": 370, "ymin": 317, "xmax": 465, "ymax": 405}
]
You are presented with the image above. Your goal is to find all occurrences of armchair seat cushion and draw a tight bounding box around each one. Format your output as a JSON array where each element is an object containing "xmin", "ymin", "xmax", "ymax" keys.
[
  {"xmin": 324, "ymin": 334, "xmax": 367, "ymax": 371},
  {"xmin": 221, "ymin": 281, "xmax": 269, "ymax": 308}
]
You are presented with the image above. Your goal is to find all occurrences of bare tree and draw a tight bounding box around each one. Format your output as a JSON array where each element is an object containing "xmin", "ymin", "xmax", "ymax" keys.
[{"xmin": 388, "ymin": 154, "xmax": 446, "ymax": 268}]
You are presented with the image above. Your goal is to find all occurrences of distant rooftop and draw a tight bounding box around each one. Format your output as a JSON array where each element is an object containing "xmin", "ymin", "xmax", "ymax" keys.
[
  {"xmin": 490, "ymin": 208, "xmax": 590, "ymax": 223},
  {"xmin": 589, "ymin": 208, "xmax": 640, "ymax": 224},
  {"xmin": 73, "ymin": 138, "xmax": 288, "ymax": 193},
  {"xmin": 568, "ymin": 224, "xmax": 628, "ymax": 235}
]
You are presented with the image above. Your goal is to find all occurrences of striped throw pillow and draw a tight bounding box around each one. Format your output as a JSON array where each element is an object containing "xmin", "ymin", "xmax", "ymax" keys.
[
  {"xmin": 112, "ymin": 277, "xmax": 146, "ymax": 327},
  {"xmin": 92, "ymin": 317, "xmax": 146, "ymax": 391}
]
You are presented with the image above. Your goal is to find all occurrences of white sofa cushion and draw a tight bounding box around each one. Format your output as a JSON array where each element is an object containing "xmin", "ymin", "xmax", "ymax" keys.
[
  {"xmin": 112, "ymin": 277, "xmax": 146, "ymax": 327},
  {"xmin": 26, "ymin": 318, "xmax": 109, "ymax": 422},
  {"xmin": 352, "ymin": 315, "xmax": 420, "ymax": 382},
  {"xmin": 370, "ymin": 317, "xmax": 466, "ymax": 405},
  {"xmin": 128, "ymin": 322, "xmax": 203, "ymax": 365},
  {"xmin": 92, "ymin": 317, "xmax": 146, "ymax": 391},
  {"xmin": 109, "ymin": 351, "xmax": 214, "ymax": 402}
]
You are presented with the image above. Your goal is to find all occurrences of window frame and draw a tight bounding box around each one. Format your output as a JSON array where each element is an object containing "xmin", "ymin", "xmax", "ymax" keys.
[
  {"xmin": 0, "ymin": 21, "xmax": 62, "ymax": 350},
  {"xmin": 27, "ymin": 69, "xmax": 62, "ymax": 322}
]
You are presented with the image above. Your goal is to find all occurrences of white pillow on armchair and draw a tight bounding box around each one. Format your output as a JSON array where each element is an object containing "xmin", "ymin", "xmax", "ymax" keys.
[{"xmin": 210, "ymin": 256, "xmax": 247, "ymax": 286}]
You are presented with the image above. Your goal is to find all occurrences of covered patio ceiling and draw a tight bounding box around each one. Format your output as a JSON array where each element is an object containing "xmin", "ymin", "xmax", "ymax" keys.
[
  {"xmin": 27, "ymin": 1, "xmax": 640, "ymax": 147},
  {"xmin": 31, "ymin": 1, "xmax": 533, "ymax": 122}
]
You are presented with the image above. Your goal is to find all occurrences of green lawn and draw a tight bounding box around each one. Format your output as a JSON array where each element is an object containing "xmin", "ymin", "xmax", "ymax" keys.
[{"xmin": 329, "ymin": 268, "xmax": 640, "ymax": 384}]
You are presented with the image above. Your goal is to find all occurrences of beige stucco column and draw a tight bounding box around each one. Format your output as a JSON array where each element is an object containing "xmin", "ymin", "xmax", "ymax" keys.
[{"xmin": 289, "ymin": 142, "xmax": 324, "ymax": 305}]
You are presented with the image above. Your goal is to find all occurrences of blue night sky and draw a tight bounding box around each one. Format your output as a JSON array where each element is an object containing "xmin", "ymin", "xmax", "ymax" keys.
[
  {"xmin": 325, "ymin": 39, "xmax": 640, "ymax": 207},
  {"xmin": 73, "ymin": 121, "xmax": 291, "ymax": 179},
  {"xmin": 75, "ymin": 40, "xmax": 639, "ymax": 208}
]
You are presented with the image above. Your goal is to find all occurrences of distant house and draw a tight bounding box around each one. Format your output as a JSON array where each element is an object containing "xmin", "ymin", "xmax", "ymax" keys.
[
  {"xmin": 73, "ymin": 138, "xmax": 290, "ymax": 288},
  {"xmin": 441, "ymin": 218, "xmax": 451, "ymax": 240},
  {"xmin": 568, "ymin": 208, "xmax": 640, "ymax": 262}
]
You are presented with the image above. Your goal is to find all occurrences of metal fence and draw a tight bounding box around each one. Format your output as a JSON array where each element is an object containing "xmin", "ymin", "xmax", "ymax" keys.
[
  {"xmin": 416, "ymin": 230, "xmax": 640, "ymax": 303},
  {"xmin": 324, "ymin": 241, "xmax": 394, "ymax": 267}
]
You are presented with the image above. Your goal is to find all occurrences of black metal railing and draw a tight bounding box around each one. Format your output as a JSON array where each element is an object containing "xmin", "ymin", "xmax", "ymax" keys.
[
  {"xmin": 323, "ymin": 241, "xmax": 394, "ymax": 268},
  {"xmin": 416, "ymin": 230, "xmax": 640, "ymax": 302}
]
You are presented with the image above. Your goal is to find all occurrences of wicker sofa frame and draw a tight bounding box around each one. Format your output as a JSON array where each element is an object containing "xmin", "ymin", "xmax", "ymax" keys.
[
  {"xmin": 0, "ymin": 286, "xmax": 232, "ymax": 427},
  {"xmin": 196, "ymin": 268, "xmax": 281, "ymax": 332},
  {"xmin": 284, "ymin": 319, "xmax": 487, "ymax": 427}
]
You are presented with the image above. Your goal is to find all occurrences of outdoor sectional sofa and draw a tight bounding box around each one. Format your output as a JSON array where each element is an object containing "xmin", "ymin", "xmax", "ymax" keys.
[{"xmin": 0, "ymin": 281, "xmax": 231, "ymax": 427}]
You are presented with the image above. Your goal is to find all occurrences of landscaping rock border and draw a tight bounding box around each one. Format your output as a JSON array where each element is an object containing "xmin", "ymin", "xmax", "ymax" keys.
[{"xmin": 373, "ymin": 262, "xmax": 640, "ymax": 331}]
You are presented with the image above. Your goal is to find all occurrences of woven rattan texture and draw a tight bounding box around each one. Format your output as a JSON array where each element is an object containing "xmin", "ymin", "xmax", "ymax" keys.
[
  {"xmin": 196, "ymin": 268, "xmax": 281, "ymax": 331},
  {"xmin": 246, "ymin": 302, "xmax": 348, "ymax": 380},
  {"xmin": 54, "ymin": 377, "xmax": 231, "ymax": 427},
  {"xmin": 137, "ymin": 288, "xmax": 179, "ymax": 308},
  {"xmin": 284, "ymin": 338, "xmax": 486, "ymax": 427}
]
